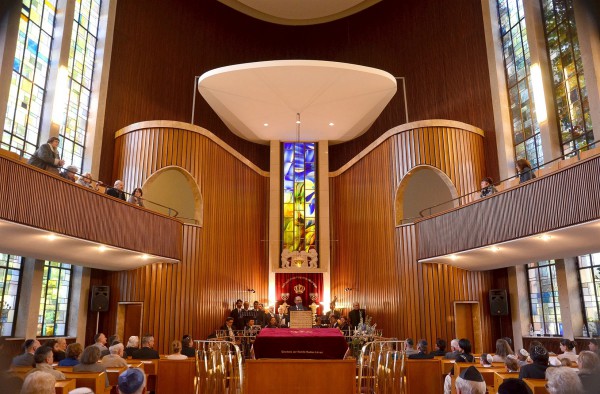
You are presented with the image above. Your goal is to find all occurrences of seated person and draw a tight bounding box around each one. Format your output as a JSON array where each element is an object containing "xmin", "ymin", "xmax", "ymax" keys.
[
  {"xmin": 74, "ymin": 346, "xmax": 109, "ymax": 387},
  {"xmin": 29, "ymin": 346, "xmax": 65, "ymax": 380},
  {"xmin": 102, "ymin": 343, "xmax": 129, "ymax": 367},
  {"xmin": 577, "ymin": 351, "xmax": 600, "ymax": 394},
  {"xmin": 106, "ymin": 180, "xmax": 126, "ymax": 201},
  {"xmin": 125, "ymin": 336, "xmax": 139, "ymax": 359},
  {"xmin": 11, "ymin": 339, "xmax": 40, "ymax": 367},
  {"xmin": 59, "ymin": 165, "xmax": 78, "ymax": 182},
  {"xmin": 455, "ymin": 366, "xmax": 486, "ymax": 394},
  {"xmin": 557, "ymin": 339, "xmax": 578, "ymax": 364},
  {"xmin": 43, "ymin": 338, "xmax": 67, "ymax": 362},
  {"xmin": 266, "ymin": 316, "xmax": 279, "ymax": 328},
  {"xmin": 455, "ymin": 338, "xmax": 475, "ymax": 363},
  {"xmin": 445, "ymin": 339, "xmax": 460, "ymax": 359},
  {"xmin": 404, "ymin": 338, "xmax": 417, "ymax": 355},
  {"xmin": 430, "ymin": 338, "xmax": 446, "ymax": 356},
  {"xmin": 497, "ymin": 378, "xmax": 530, "ymax": 394},
  {"xmin": 221, "ymin": 317, "xmax": 237, "ymax": 342},
  {"xmin": 181, "ymin": 335, "xmax": 196, "ymax": 357},
  {"xmin": 519, "ymin": 344, "xmax": 549, "ymax": 379},
  {"xmin": 58, "ymin": 343, "xmax": 83, "ymax": 366},
  {"xmin": 589, "ymin": 339, "xmax": 599, "ymax": 357},
  {"xmin": 479, "ymin": 353, "xmax": 493, "ymax": 366},
  {"xmin": 132, "ymin": 335, "xmax": 159, "ymax": 359},
  {"xmin": 166, "ymin": 340, "xmax": 188, "ymax": 360},
  {"xmin": 408, "ymin": 339, "xmax": 434, "ymax": 359},
  {"xmin": 491, "ymin": 338, "xmax": 514, "ymax": 362},
  {"xmin": 338, "ymin": 316, "xmax": 350, "ymax": 334},
  {"xmin": 118, "ymin": 368, "xmax": 146, "ymax": 394},
  {"xmin": 21, "ymin": 371, "xmax": 56, "ymax": 394},
  {"xmin": 504, "ymin": 355, "xmax": 519, "ymax": 372},
  {"xmin": 545, "ymin": 366, "xmax": 583, "ymax": 394},
  {"xmin": 479, "ymin": 177, "xmax": 497, "ymax": 198},
  {"xmin": 516, "ymin": 348, "xmax": 530, "ymax": 367}
]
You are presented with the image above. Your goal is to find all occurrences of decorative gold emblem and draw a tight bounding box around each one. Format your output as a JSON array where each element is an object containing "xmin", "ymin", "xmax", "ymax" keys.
[{"xmin": 293, "ymin": 284, "xmax": 306, "ymax": 294}]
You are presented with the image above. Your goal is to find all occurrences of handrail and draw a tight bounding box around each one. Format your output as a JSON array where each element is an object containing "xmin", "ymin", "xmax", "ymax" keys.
[
  {"xmin": 416, "ymin": 139, "xmax": 599, "ymax": 219},
  {"xmin": 194, "ymin": 339, "xmax": 244, "ymax": 393}
]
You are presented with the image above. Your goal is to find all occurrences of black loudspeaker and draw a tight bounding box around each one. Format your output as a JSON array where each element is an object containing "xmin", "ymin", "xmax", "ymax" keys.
[
  {"xmin": 489, "ymin": 289, "xmax": 509, "ymax": 316},
  {"xmin": 91, "ymin": 285, "xmax": 110, "ymax": 312}
]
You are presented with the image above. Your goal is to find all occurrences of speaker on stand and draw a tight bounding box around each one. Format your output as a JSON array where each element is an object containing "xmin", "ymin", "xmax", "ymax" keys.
[
  {"xmin": 91, "ymin": 285, "xmax": 110, "ymax": 334},
  {"xmin": 490, "ymin": 289, "xmax": 509, "ymax": 338}
]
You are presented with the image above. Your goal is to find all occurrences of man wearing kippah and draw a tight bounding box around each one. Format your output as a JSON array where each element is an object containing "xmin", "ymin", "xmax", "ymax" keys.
[
  {"xmin": 118, "ymin": 368, "xmax": 146, "ymax": 394},
  {"xmin": 455, "ymin": 365, "xmax": 486, "ymax": 394}
]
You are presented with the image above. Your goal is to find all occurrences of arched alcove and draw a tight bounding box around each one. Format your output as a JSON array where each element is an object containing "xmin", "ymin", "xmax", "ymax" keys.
[
  {"xmin": 142, "ymin": 166, "xmax": 203, "ymax": 226},
  {"xmin": 395, "ymin": 165, "xmax": 458, "ymax": 225}
]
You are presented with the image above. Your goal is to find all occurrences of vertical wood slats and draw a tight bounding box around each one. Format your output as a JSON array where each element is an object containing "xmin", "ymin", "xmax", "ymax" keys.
[
  {"xmin": 93, "ymin": 125, "xmax": 269, "ymax": 354},
  {"xmin": 330, "ymin": 125, "xmax": 502, "ymax": 351},
  {"xmin": 0, "ymin": 156, "xmax": 182, "ymax": 259},
  {"xmin": 417, "ymin": 156, "xmax": 600, "ymax": 259}
]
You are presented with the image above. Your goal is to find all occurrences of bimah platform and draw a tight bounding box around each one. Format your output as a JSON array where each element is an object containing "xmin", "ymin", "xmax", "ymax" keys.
[{"xmin": 253, "ymin": 328, "xmax": 348, "ymax": 359}]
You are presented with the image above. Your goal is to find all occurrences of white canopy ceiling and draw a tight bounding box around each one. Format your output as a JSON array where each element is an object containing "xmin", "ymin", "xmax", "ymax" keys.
[{"xmin": 198, "ymin": 60, "xmax": 397, "ymax": 144}]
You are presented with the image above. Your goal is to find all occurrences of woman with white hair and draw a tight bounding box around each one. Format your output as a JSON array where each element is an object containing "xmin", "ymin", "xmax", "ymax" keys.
[
  {"xmin": 125, "ymin": 336, "xmax": 139, "ymax": 359},
  {"xmin": 577, "ymin": 350, "xmax": 600, "ymax": 394},
  {"xmin": 20, "ymin": 371, "xmax": 55, "ymax": 394},
  {"xmin": 545, "ymin": 367, "xmax": 584, "ymax": 394}
]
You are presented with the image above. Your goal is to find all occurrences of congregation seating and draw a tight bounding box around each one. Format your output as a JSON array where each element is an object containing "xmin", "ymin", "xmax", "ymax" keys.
[
  {"xmin": 155, "ymin": 358, "xmax": 195, "ymax": 394},
  {"xmin": 405, "ymin": 359, "xmax": 442, "ymax": 394},
  {"xmin": 54, "ymin": 379, "xmax": 77, "ymax": 393}
]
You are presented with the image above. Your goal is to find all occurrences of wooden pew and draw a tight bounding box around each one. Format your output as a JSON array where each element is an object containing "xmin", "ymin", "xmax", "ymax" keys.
[
  {"xmin": 9, "ymin": 366, "xmax": 34, "ymax": 379},
  {"xmin": 156, "ymin": 358, "xmax": 195, "ymax": 394},
  {"xmin": 494, "ymin": 372, "xmax": 519, "ymax": 394},
  {"xmin": 523, "ymin": 378, "xmax": 549, "ymax": 394},
  {"xmin": 55, "ymin": 379, "xmax": 76, "ymax": 394},
  {"xmin": 106, "ymin": 366, "xmax": 128, "ymax": 386},
  {"xmin": 405, "ymin": 358, "xmax": 442, "ymax": 394},
  {"xmin": 128, "ymin": 359, "xmax": 158, "ymax": 391},
  {"xmin": 441, "ymin": 359, "xmax": 455, "ymax": 375},
  {"xmin": 63, "ymin": 371, "xmax": 109, "ymax": 394}
]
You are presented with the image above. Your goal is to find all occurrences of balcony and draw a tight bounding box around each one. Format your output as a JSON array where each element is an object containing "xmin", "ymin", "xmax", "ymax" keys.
[
  {"xmin": 0, "ymin": 153, "xmax": 182, "ymax": 270},
  {"xmin": 415, "ymin": 152, "xmax": 600, "ymax": 270}
]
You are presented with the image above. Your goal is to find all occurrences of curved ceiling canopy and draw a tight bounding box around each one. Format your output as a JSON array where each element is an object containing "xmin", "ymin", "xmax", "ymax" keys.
[
  {"xmin": 198, "ymin": 60, "xmax": 397, "ymax": 144},
  {"xmin": 218, "ymin": 0, "xmax": 382, "ymax": 25}
]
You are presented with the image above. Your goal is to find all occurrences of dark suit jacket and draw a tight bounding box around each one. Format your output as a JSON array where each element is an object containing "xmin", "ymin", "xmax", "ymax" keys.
[
  {"xmin": 11, "ymin": 353, "xmax": 34, "ymax": 367},
  {"xmin": 28, "ymin": 144, "xmax": 60, "ymax": 174},
  {"xmin": 132, "ymin": 347, "xmax": 159, "ymax": 359},
  {"xmin": 349, "ymin": 309, "xmax": 366, "ymax": 327},
  {"xmin": 289, "ymin": 305, "xmax": 309, "ymax": 312},
  {"xmin": 229, "ymin": 308, "xmax": 245, "ymax": 330},
  {"xmin": 408, "ymin": 351, "xmax": 434, "ymax": 359},
  {"xmin": 106, "ymin": 187, "xmax": 126, "ymax": 201},
  {"xmin": 181, "ymin": 347, "xmax": 196, "ymax": 357}
]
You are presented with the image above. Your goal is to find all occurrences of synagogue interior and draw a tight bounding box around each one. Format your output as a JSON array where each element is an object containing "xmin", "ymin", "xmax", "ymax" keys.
[{"xmin": 0, "ymin": 0, "xmax": 600, "ymax": 393}]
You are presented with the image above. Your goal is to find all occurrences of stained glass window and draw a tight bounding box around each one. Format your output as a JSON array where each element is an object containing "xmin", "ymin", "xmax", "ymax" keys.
[
  {"xmin": 577, "ymin": 253, "xmax": 600, "ymax": 336},
  {"xmin": 37, "ymin": 261, "xmax": 72, "ymax": 336},
  {"xmin": 0, "ymin": 254, "xmax": 22, "ymax": 336},
  {"xmin": 2, "ymin": 0, "xmax": 58, "ymax": 158},
  {"xmin": 526, "ymin": 260, "xmax": 562, "ymax": 336},
  {"xmin": 282, "ymin": 143, "xmax": 317, "ymax": 258},
  {"xmin": 540, "ymin": 0, "xmax": 593, "ymax": 156},
  {"xmin": 497, "ymin": 0, "xmax": 544, "ymax": 168},
  {"xmin": 59, "ymin": 0, "xmax": 102, "ymax": 170}
]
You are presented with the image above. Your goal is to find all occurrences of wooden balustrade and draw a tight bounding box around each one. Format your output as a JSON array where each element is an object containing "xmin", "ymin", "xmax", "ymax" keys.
[{"xmin": 0, "ymin": 154, "xmax": 182, "ymax": 261}]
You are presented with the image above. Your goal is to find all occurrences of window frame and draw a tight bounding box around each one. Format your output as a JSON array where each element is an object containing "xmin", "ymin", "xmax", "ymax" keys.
[
  {"xmin": 0, "ymin": 254, "xmax": 23, "ymax": 337},
  {"xmin": 526, "ymin": 260, "xmax": 562, "ymax": 336},
  {"xmin": 37, "ymin": 261, "xmax": 73, "ymax": 337}
]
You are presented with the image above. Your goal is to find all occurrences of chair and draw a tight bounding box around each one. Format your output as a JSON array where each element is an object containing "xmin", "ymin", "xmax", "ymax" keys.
[{"xmin": 405, "ymin": 358, "xmax": 442, "ymax": 394}]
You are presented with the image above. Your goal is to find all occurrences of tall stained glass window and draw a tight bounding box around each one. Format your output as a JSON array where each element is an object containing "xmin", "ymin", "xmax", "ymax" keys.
[
  {"xmin": 0, "ymin": 254, "xmax": 22, "ymax": 336},
  {"xmin": 59, "ymin": 0, "xmax": 102, "ymax": 170},
  {"xmin": 527, "ymin": 260, "xmax": 562, "ymax": 335},
  {"xmin": 282, "ymin": 143, "xmax": 317, "ymax": 261},
  {"xmin": 2, "ymin": 0, "xmax": 58, "ymax": 157},
  {"xmin": 540, "ymin": 0, "xmax": 594, "ymax": 156},
  {"xmin": 37, "ymin": 261, "xmax": 72, "ymax": 336},
  {"xmin": 497, "ymin": 0, "xmax": 544, "ymax": 168},
  {"xmin": 577, "ymin": 253, "xmax": 600, "ymax": 336}
]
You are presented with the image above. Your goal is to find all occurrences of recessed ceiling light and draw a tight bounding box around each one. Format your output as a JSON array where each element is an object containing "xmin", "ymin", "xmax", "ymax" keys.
[
  {"xmin": 449, "ymin": 254, "xmax": 458, "ymax": 260},
  {"xmin": 141, "ymin": 254, "xmax": 150, "ymax": 260},
  {"xmin": 46, "ymin": 234, "xmax": 57, "ymax": 241},
  {"xmin": 490, "ymin": 246, "xmax": 500, "ymax": 252},
  {"xmin": 296, "ymin": 120, "xmax": 301, "ymax": 124},
  {"xmin": 98, "ymin": 245, "xmax": 107, "ymax": 252},
  {"xmin": 263, "ymin": 123, "xmax": 269, "ymax": 127},
  {"xmin": 329, "ymin": 122, "xmax": 334, "ymax": 126},
  {"xmin": 538, "ymin": 234, "xmax": 552, "ymax": 241}
]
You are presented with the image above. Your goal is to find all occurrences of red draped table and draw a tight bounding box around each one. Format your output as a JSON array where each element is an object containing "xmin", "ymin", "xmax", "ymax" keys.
[{"xmin": 252, "ymin": 328, "xmax": 348, "ymax": 359}]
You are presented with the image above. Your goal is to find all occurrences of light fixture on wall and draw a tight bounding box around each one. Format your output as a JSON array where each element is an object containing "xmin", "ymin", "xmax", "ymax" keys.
[{"xmin": 246, "ymin": 288, "xmax": 256, "ymax": 293}]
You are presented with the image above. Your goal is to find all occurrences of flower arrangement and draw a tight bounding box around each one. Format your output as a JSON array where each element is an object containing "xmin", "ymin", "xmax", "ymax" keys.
[{"xmin": 350, "ymin": 316, "xmax": 379, "ymax": 357}]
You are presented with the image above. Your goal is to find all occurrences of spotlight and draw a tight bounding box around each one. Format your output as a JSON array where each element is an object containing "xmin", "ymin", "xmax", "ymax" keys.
[{"xmin": 247, "ymin": 289, "xmax": 256, "ymax": 293}]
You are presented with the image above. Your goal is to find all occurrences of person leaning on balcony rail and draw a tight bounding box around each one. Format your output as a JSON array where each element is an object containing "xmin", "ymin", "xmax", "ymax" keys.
[
  {"xmin": 516, "ymin": 158, "xmax": 536, "ymax": 183},
  {"xmin": 479, "ymin": 177, "xmax": 497, "ymax": 198},
  {"xmin": 127, "ymin": 187, "xmax": 144, "ymax": 207},
  {"xmin": 106, "ymin": 180, "xmax": 127, "ymax": 201},
  {"xmin": 28, "ymin": 136, "xmax": 65, "ymax": 174}
]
